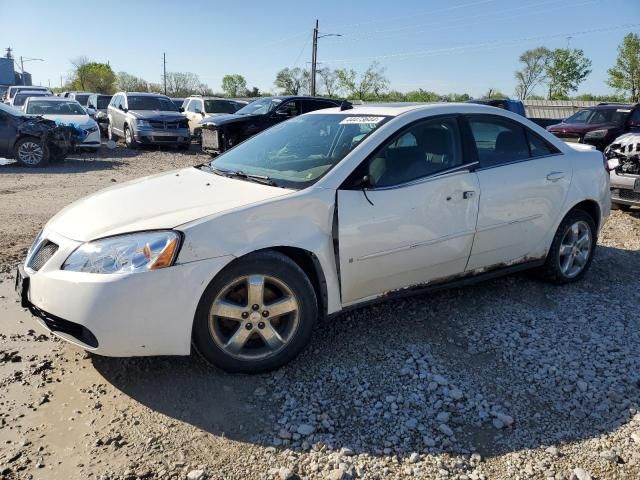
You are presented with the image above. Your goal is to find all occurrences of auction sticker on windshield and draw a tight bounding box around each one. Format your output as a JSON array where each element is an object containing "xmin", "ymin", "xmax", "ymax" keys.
[{"xmin": 340, "ymin": 116, "xmax": 386, "ymax": 125}]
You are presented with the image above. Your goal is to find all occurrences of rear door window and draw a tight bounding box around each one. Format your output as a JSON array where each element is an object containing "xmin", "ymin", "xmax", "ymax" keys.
[{"xmin": 467, "ymin": 115, "xmax": 530, "ymax": 167}]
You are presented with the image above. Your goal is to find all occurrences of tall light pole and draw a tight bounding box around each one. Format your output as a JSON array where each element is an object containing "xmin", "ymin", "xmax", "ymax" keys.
[
  {"xmin": 163, "ymin": 52, "xmax": 167, "ymax": 95},
  {"xmin": 19, "ymin": 56, "xmax": 44, "ymax": 85},
  {"xmin": 310, "ymin": 20, "xmax": 341, "ymax": 96}
]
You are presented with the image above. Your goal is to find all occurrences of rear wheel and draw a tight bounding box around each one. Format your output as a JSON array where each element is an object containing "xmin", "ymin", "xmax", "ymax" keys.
[
  {"xmin": 539, "ymin": 209, "xmax": 596, "ymax": 284},
  {"xmin": 14, "ymin": 137, "xmax": 49, "ymax": 167},
  {"xmin": 193, "ymin": 251, "xmax": 317, "ymax": 373}
]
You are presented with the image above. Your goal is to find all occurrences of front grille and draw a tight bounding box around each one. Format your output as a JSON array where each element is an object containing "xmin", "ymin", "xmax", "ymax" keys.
[
  {"xmin": 149, "ymin": 121, "xmax": 187, "ymax": 130},
  {"xmin": 28, "ymin": 240, "xmax": 58, "ymax": 271},
  {"xmin": 555, "ymin": 133, "xmax": 581, "ymax": 143},
  {"xmin": 618, "ymin": 189, "xmax": 640, "ymax": 201},
  {"xmin": 202, "ymin": 128, "xmax": 220, "ymax": 150}
]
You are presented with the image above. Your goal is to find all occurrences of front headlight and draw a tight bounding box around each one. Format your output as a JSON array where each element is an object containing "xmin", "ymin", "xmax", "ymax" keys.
[
  {"xmin": 584, "ymin": 129, "xmax": 608, "ymax": 140},
  {"xmin": 136, "ymin": 119, "xmax": 151, "ymax": 128},
  {"xmin": 62, "ymin": 231, "xmax": 181, "ymax": 274}
]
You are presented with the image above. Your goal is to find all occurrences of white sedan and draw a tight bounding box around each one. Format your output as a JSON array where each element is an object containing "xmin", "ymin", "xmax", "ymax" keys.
[
  {"xmin": 23, "ymin": 97, "xmax": 101, "ymax": 150},
  {"xmin": 16, "ymin": 103, "xmax": 610, "ymax": 373}
]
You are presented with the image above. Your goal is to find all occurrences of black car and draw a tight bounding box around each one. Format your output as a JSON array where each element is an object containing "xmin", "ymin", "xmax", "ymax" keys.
[
  {"xmin": 200, "ymin": 96, "xmax": 341, "ymax": 155},
  {"xmin": 0, "ymin": 102, "xmax": 78, "ymax": 167}
]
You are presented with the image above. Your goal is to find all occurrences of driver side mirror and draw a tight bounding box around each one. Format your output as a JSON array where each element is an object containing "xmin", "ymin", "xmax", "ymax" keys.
[
  {"xmin": 352, "ymin": 175, "xmax": 373, "ymax": 189},
  {"xmin": 179, "ymin": 107, "xmax": 184, "ymax": 112},
  {"xmin": 118, "ymin": 104, "xmax": 127, "ymax": 112}
]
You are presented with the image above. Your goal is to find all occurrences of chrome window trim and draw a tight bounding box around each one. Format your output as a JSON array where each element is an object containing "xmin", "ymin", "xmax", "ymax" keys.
[
  {"xmin": 474, "ymin": 153, "xmax": 564, "ymax": 173},
  {"xmin": 369, "ymin": 161, "xmax": 480, "ymax": 191}
]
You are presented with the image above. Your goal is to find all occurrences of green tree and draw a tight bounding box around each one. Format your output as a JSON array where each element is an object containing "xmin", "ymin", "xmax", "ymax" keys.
[
  {"xmin": 70, "ymin": 58, "xmax": 116, "ymax": 93},
  {"xmin": 608, "ymin": 32, "xmax": 640, "ymax": 102},
  {"xmin": 274, "ymin": 68, "xmax": 310, "ymax": 95},
  {"xmin": 335, "ymin": 62, "xmax": 389, "ymax": 100},
  {"xmin": 514, "ymin": 47, "xmax": 551, "ymax": 100},
  {"xmin": 482, "ymin": 88, "xmax": 508, "ymax": 99},
  {"xmin": 545, "ymin": 48, "xmax": 592, "ymax": 99},
  {"xmin": 116, "ymin": 72, "xmax": 149, "ymax": 92},
  {"xmin": 405, "ymin": 89, "xmax": 441, "ymax": 102},
  {"xmin": 221, "ymin": 74, "xmax": 247, "ymax": 98}
]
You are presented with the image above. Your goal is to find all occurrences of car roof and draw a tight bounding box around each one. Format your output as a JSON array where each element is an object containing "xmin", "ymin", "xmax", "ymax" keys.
[
  {"xmin": 306, "ymin": 102, "xmax": 524, "ymax": 117},
  {"xmin": 123, "ymin": 92, "xmax": 170, "ymax": 97},
  {"xmin": 26, "ymin": 96, "xmax": 81, "ymax": 103}
]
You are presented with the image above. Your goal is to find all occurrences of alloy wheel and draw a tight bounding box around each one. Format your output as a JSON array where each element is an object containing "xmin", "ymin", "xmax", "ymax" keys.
[
  {"xmin": 208, "ymin": 275, "xmax": 300, "ymax": 361},
  {"xmin": 17, "ymin": 141, "xmax": 44, "ymax": 165},
  {"xmin": 558, "ymin": 220, "xmax": 592, "ymax": 278}
]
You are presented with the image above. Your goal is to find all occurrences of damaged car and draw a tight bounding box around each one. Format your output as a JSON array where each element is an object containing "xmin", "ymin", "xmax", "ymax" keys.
[
  {"xmin": 16, "ymin": 103, "xmax": 609, "ymax": 373},
  {"xmin": 606, "ymin": 131, "xmax": 640, "ymax": 210},
  {"xmin": 0, "ymin": 102, "xmax": 83, "ymax": 167}
]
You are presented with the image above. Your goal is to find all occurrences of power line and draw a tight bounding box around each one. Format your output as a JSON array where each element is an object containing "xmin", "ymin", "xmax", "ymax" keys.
[
  {"xmin": 325, "ymin": 23, "xmax": 640, "ymax": 64},
  {"xmin": 292, "ymin": 33, "xmax": 312, "ymax": 68},
  {"xmin": 326, "ymin": 0, "xmax": 498, "ymax": 30},
  {"xmin": 340, "ymin": 0, "xmax": 596, "ymax": 43}
]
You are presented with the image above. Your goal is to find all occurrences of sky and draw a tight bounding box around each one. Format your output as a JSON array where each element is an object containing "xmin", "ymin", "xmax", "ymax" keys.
[{"xmin": 1, "ymin": 0, "xmax": 639, "ymax": 97}]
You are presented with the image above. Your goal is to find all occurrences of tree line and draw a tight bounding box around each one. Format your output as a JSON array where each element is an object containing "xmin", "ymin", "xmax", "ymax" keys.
[{"xmin": 59, "ymin": 32, "xmax": 639, "ymax": 103}]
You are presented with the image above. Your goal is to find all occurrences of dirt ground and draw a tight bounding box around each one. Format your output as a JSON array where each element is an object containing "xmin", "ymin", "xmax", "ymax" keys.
[{"xmin": 0, "ymin": 147, "xmax": 639, "ymax": 480}]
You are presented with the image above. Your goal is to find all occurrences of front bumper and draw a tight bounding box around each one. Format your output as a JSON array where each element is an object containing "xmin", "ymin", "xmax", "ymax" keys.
[
  {"xmin": 18, "ymin": 229, "xmax": 233, "ymax": 357},
  {"xmin": 135, "ymin": 127, "xmax": 191, "ymax": 145},
  {"xmin": 78, "ymin": 129, "xmax": 101, "ymax": 149},
  {"xmin": 610, "ymin": 171, "xmax": 640, "ymax": 206}
]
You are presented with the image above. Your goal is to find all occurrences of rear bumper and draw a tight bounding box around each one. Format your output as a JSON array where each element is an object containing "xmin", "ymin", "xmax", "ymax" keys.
[{"xmin": 610, "ymin": 171, "xmax": 640, "ymax": 206}]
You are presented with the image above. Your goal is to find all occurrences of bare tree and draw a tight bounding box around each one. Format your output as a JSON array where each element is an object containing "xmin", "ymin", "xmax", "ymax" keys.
[
  {"xmin": 116, "ymin": 72, "xmax": 149, "ymax": 92},
  {"xmin": 335, "ymin": 62, "xmax": 389, "ymax": 100},
  {"xmin": 514, "ymin": 47, "xmax": 551, "ymax": 100},
  {"xmin": 165, "ymin": 72, "xmax": 205, "ymax": 97},
  {"xmin": 318, "ymin": 67, "xmax": 339, "ymax": 96}
]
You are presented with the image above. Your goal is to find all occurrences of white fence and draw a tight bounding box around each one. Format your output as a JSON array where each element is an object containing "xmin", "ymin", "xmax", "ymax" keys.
[{"xmin": 523, "ymin": 100, "xmax": 601, "ymax": 119}]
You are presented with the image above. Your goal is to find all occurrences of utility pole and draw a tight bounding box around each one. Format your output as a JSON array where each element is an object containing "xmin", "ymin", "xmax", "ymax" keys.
[
  {"xmin": 311, "ymin": 20, "xmax": 318, "ymax": 96},
  {"xmin": 163, "ymin": 52, "xmax": 167, "ymax": 95},
  {"xmin": 310, "ymin": 20, "xmax": 341, "ymax": 97},
  {"xmin": 20, "ymin": 57, "xmax": 24, "ymax": 85}
]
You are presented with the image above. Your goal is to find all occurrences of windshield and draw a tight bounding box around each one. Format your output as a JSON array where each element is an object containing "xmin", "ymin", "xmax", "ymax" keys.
[
  {"xmin": 96, "ymin": 96, "xmax": 112, "ymax": 109},
  {"xmin": 205, "ymin": 99, "xmax": 239, "ymax": 114},
  {"xmin": 210, "ymin": 113, "xmax": 390, "ymax": 188},
  {"xmin": 128, "ymin": 95, "xmax": 179, "ymax": 112},
  {"xmin": 235, "ymin": 98, "xmax": 282, "ymax": 115},
  {"xmin": 26, "ymin": 100, "xmax": 87, "ymax": 115},
  {"xmin": 14, "ymin": 93, "xmax": 47, "ymax": 106},
  {"xmin": 74, "ymin": 94, "xmax": 90, "ymax": 105},
  {"xmin": 565, "ymin": 108, "xmax": 630, "ymax": 125}
]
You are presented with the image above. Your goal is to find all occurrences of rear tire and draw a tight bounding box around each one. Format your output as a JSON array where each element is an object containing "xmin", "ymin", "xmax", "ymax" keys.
[
  {"xmin": 14, "ymin": 137, "xmax": 49, "ymax": 168},
  {"xmin": 539, "ymin": 209, "xmax": 597, "ymax": 284},
  {"xmin": 193, "ymin": 251, "xmax": 317, "ymax": 373}
]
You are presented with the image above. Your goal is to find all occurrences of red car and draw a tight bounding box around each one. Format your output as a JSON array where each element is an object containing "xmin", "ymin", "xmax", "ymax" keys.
[{"xmin": 547, "ymin": 103, "xmax": 640, "ymax": 151}]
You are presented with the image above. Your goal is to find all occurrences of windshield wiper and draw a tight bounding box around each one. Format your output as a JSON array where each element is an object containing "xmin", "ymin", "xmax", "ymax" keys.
[{"xmin": 209, "ymin": 166, "xmax": 277, "ymax": 186}]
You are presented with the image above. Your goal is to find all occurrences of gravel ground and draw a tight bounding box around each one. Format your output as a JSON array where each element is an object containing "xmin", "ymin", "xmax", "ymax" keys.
[{"xmin": 0, "ymin": 146, "xmax": 639, "ymax": 480}]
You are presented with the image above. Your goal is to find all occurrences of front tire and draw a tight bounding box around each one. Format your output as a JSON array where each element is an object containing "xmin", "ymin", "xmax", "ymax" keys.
[
  {"xmin": 107, "ymin": 122, "xmax": 117, "ymax": 141},
  {"xmin": 539, "ymin": 209, "xmax": 597, "ymax": 284},
  {"xmin": 193, "ymin": 251, "xmax": 317, "ymax": 373},
  {"xmin": 14, "ymin": 137, "xmax": 49, "ymax": 167},
  {"xmin": 124, "ymin": 125, "xmax": 137, "ymax": 149}
]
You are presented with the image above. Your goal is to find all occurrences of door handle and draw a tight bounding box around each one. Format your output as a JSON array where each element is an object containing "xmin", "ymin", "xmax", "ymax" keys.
[
  {"xmin": 546, "ymin": 172, "xmax": 565, "ymax": 182},
  {"xmin": 463, "ymin": 190, "xmax": 475, "ymax": 199}
]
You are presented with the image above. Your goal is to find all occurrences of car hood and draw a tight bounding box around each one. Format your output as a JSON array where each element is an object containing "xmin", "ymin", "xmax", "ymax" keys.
[
  {"xmin": 39, "ymin": 114, "xmax": 93, "ymax": 126},
  {"xmin": 46, "ymin": 167, "xmax": 295, "ymax": 242},
  {"xmin": 201, "ymin": 113, "xmax": 261, "ymax": 127},
  {"xmin": 127, "ymin": 110, "xmax": 185, "ymax": 121},
  {"xmin": 547, "ymin": 121, "xmax": 619, "ymax": 133}
]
